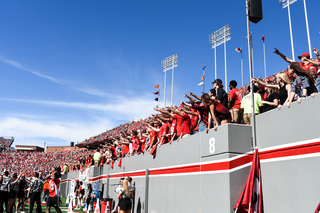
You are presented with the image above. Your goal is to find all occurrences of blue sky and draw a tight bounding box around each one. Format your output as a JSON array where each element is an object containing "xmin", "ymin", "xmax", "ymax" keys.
[{"xmin": 0, "ymin": 0, "xmax": 318, "ymax": 148}]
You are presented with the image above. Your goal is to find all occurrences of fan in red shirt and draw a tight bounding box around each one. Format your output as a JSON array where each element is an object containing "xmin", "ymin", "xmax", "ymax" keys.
[
  {"xmin": 138, "ymin": 130, "xmax": 146, "ymax": 153},
  {"xmin": 131, "ymin": 130, "xmax": 141, "ymax": 155},
  {"xmin": 180, "ymin": 104, "xmax": 199, "ymax": 134},
  {"xmin": 274, "ymin": 48, "xmax": 317, "ymax": 81},
  {"xmin": 46, "ymin": 173, "xmax": 62, "ymax": 213},
  {"xmin": 146, "ymin": 122, "xmax": 158, "ymax": 151},
  {"xmin": 228, "ymin": 80, "xmax": 243, "ymax": 124}
]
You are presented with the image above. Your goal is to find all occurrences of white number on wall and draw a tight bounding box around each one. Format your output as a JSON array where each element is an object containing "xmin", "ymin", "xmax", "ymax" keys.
[{"xmin": 209, "ymin": 137, "xmax": 215, "ymax": 154}]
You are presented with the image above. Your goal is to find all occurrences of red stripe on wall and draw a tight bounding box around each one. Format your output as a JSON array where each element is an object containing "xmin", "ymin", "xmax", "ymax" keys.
[{"xmin": 63, "ymin": 141, "xmax": 320, "ymax": 182}]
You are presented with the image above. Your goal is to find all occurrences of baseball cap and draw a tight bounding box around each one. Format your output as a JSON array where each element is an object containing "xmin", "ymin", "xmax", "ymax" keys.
[
  {"xmin": 298, "ymin": 52, "xmax": 310, "ymax": 59},
  {"xmin": 212, "ymin": 79, "xmax": 223, "ymax": 84}
]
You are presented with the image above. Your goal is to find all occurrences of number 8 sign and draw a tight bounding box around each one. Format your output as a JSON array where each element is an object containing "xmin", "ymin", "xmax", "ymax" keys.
[{"xmin": 209, "ymin": 137, "xmax": 215, "ymax": 154}]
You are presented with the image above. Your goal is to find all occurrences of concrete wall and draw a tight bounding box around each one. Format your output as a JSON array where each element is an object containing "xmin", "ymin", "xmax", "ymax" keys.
[{"xmin": 61, "ymin": 94, "xmax": 320, "ymax": 213}]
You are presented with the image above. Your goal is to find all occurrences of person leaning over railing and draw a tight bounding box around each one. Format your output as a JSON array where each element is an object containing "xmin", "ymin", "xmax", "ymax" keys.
[
  {"xmin": 252, "ymin": 72, "xmax": 291, "ymax": 109},
  {"xmin": 286, "ymin": 62, "xmax": 317, "ymax": 104}
]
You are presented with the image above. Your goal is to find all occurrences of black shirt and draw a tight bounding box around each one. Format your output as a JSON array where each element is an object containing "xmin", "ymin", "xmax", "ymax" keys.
[
  {"xmin": 263, "ymin": 92, "xmax": 279, "ymax": 112},
  {"xmin": 215, "ymin": 88, "xmax": 228, "ymax": 109}
]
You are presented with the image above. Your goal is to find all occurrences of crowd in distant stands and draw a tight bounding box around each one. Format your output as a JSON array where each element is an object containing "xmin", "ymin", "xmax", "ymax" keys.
[{"xmin": 1, "ymin": 47, "xmax": 319, "ymax": 197}]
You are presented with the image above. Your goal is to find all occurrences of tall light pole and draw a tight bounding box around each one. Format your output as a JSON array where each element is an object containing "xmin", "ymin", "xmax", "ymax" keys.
[
  {"xmin": 209, "ymin": 32, "xmax": 218, "ymax": 79},
  {"xmin": 161, "ymin": 54, "xmax": 178, "ymax": 107},
  {"xmin": 302, "ymin": 0, "xmax": 312, "ymax": 56},
  {"xmin": 280, "ymin": 0, "xmax": 297, "ymax": 60},
  {"xmin": 209, "ymin": 24, "xmax": 231, "ymax": 92}
]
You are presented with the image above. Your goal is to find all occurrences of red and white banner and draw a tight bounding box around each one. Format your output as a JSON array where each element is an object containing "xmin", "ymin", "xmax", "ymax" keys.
[{"xmin": 234, "ymin": 149, "xmax": 263, "ymax": 213}]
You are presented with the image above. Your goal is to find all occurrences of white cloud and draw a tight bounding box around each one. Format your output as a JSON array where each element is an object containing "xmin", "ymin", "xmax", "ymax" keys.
[
  {"xmin": 0, "ymin": 95, "xmax": 156, "ymax": 120},
  {"xmin": 0, "ymin": 117, "xmax": 114, "ymax": 147},
  {"xmin": 0, "ymin": 93, "xmax": 157, "ymax": 146},
  {"xmin": 0, "ymin": 56, "xmax": 112, "ymax": 98},
  {"xmin": 0, "ymin": 56, "xmax": 69, "ymax": 85}
]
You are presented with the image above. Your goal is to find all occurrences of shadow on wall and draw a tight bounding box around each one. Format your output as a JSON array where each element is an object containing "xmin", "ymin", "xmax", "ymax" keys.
[{"xmin": 136, "ymin": 197, "xmax": 141, "ymax": 213}]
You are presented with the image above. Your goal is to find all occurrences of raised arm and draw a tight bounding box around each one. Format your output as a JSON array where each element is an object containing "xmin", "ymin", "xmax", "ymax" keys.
[
  {"xmin": 189, "ymin": 92, "xmax": 201, "ymax": 100},
  {"xmin": 153, "ymin": 107, "xmax": 174, "ymax": 118},
  {"xmin": 274, "ymin": 48, "xmax": 295, "ymax": 63},
  {"xmin": 252, "ymin": 78, "xmax": 279, "ymax": 90},
  {"xmin": 169, "ymin": 107, "xmax": 183, "ymax": 117},
  {"xmin": 184, "ymin": 93, "xmax": 198, "ymax": 103}
]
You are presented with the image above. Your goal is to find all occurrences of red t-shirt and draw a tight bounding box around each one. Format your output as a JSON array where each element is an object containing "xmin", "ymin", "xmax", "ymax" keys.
[
  {"xmin": 139, "ymin": 136, "xmax": 146, "ymax": 153},
  {"xmin": 181, "ymin": 113, "xmax": 191, "ymax": 135},
  {"xmin": 159, "ymin": 123, "xmax": 168, "ymax": 144},
  {"xmin": 210, "ymin": 101, "xmax": 229, "ymax": 115},
  {"xmin": 189, "ymin": 109, "xmax": 199, "ymax": 131},
  {"xmin": 132, "ymin": 137, "xmax": 140, "ymax": 151},
  {"xmin": 298, "ymin": 62, "xmax": 316, "ymax": 78},
  {"xmin": 122, "ymin": 144, "xmax": 129, "ymax": 155},
  {"xmin": 149, "ymin": 130, "xmax": 157, "ymax": 146},
  {"xmin": 228, "ymin": 88, "xmax": 242, "ymax": 109},
  {"xmin": 49, "ymin": 179, "xmax": 60, "ymax": 197},
  {"xmin": 110, "ymin": 147, "xmax": 117, "ymax": 159},
  {"xmin": 173, "ymin": 114, "xmax": 183, "ymax": 136}
]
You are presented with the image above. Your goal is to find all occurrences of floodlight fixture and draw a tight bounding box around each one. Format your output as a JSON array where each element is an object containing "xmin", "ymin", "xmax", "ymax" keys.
[
  {"xmin": 161, "ymin": 53, "xmax": 178, "ymax": 107},
  {"xmin": 209, "ymin": 24, "xmax": 231, "ymax": 49},
  {"xmin": 209, "ymin": 24, "xmax": 231, "ymax": 91},
  {"xmin": 279, "ymin": 0, "xmax": 297, "ymax": 9}
]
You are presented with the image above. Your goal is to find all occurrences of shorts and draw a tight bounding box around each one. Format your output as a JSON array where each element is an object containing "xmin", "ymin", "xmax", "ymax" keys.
[
  {"xmin": 230, "ymin": 108, "xmax": 242, "ymax": 123},
  {"xmin": 217, "ymin": 112, "xmax": 231, "ymax": 121},
  {"xmin": 47, "ymin": 196, "xmax": 59, "ymax": 207},
  {"xmin": 119, "ymin": 198, "xmax": 131, "ymax": 211},
  {"xmin": 244, "ymin": 113, "xmax": 252, "ymax": 125},
  {"xmin": 8, "ymin": 191, "xmax": 17, "ymax": 199},
  {"xmin": 17, "ymin": 191, "xmax": 25, "ymax": 198}
]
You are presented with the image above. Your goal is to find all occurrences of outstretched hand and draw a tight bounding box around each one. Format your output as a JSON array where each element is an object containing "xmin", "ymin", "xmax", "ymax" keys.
[{"xmin": 274, "ymin": 48, "xmax": 280, "ymax": 55}]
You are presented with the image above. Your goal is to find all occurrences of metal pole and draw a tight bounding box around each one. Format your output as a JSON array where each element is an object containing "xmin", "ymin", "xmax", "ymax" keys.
[
  {"xmin": 241, "ymin": 48, "xmax": 243, "ymax": 87},
  {"xmin": 164, "ymin": 70, "xmax": 167, "ymax": 107},
  {"xmin": 224, "ymin": 34, "xmax": 228, "ymax": 92},
  {"xmin": 263, "ymin": 39, "xmax": 267, "ymax": 78},
  {"xmin": 251, "ymin": 34, "xmax": 255, "ymax": 78},
  {"xmin": 203, "ymin": 67, "xmax": 205, "ymax": 93},
  {"xmin": 287, "ymin": 2, "xmax": 295, "ymax": 60},
  {"xmin": 246, "ymin": 0, "xmax": 257, "ymax": 149},
  {"xmin": 145, "ymin": 169, "xmax": 149, "ymax": 213},
  {"xmin": 171, "ymin": 66, "xmax": 174, "ymax": 106},
  {"xmin": 215, "ymin": 46, "xmax": 217, "ymax": 79},
  {"xmin": 303, "ymin": 0, "xmax": 312, "ymax": 56}
]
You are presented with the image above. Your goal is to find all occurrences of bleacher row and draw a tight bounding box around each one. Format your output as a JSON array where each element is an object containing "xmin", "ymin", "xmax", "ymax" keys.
[{"xmin": 0, "ymin": 137, "xmax": 14, "ymax": 149}]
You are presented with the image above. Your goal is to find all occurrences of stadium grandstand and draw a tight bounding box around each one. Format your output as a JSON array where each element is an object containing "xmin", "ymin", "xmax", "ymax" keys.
[{"xmin": 0, "ymin": 136, "xmax": 14, "ymax": 151}]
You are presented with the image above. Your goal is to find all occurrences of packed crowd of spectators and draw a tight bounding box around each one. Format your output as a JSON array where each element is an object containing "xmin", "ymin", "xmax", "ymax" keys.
[
  {"xmin": 76, "ymin": 47, "xmax": 319, "ymax": 163},
  {"xmin": 1, "ymin": 47, "xmax": 319, "ymax": 187}
]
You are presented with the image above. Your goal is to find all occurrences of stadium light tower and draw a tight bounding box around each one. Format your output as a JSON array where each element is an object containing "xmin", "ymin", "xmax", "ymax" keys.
[
  {"xmin": 280, "ymin": 0, "xmax": 297, "ymax": 60},
  {"xmin": 302, "ymin": 0, "xmax": 312, "ymax": 56},
  {"xmin": 161, "ymin": 54, "xmax": 178, "ymax": 107},
  {"xmin": 209, "ymin": 24, "xmax": 231, "ymax": 92}
]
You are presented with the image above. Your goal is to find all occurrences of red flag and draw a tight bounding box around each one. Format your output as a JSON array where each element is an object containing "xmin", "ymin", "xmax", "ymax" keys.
[
  {"xmin": 235, "ymin": 47, "xmax": 242, "ymax": 53},
  {"xmin": 262, "ymin": 36, "xmax": 265, "ymax": 43},
  {"xmin": 153, "ymin": 91, "xmax": 159, "ymax": 95},
  {"xmin": 234, "ymin": 149, "xmax": 263, "ymax": 213},
  {"xmin": 154, "ymin": 84, "xmax": 160, "ymax": 88},
  {"xmin": 201, "ymin": 74, "xmax": 204, "ymax": 81}
]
